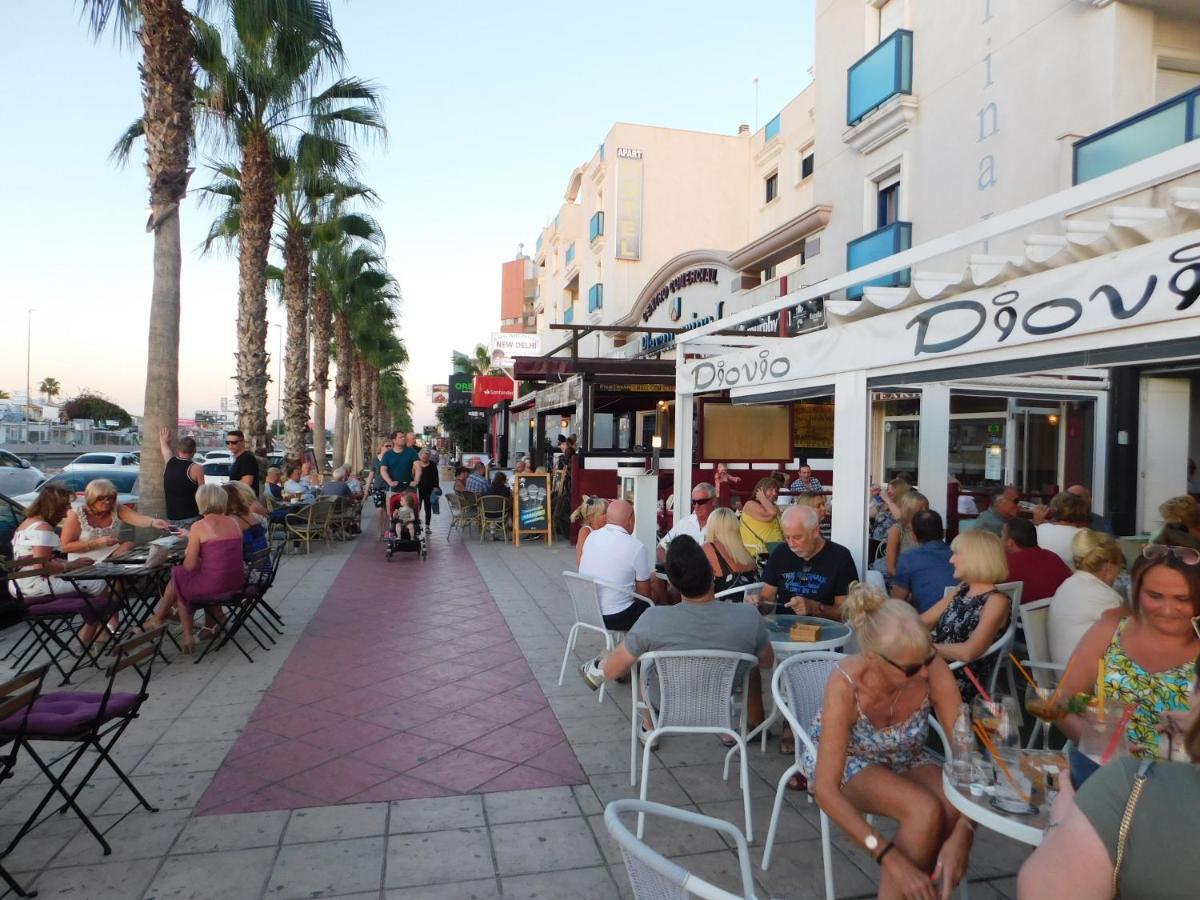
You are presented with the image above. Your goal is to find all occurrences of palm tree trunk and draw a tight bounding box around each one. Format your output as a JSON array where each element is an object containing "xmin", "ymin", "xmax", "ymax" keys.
[
  {"xmin": 236, "ymin": 130, "xmax": 275, "ymax": 462},
  {"xmin": 350, "ymin": 347, "xmax": 364, "ymax": 453},
  {"xmin": 282, "ymin": 225, "xmax": 310, "ymax": 463},
  {"xmin": 311, "ymin": 287, "xmax": 331, "ymax": 470},
  {"xmin": 333, "ymin": 310, "xmax": 352, "ymax": 466},
  {"xmin": 136, "ymin": 0, "xmax": 194, "ymax": 517}
]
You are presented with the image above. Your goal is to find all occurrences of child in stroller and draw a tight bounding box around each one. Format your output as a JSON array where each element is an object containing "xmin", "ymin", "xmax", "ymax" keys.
[{"xmin": 386, "ymin": 491, "xmax": 426, "ymax": 561}]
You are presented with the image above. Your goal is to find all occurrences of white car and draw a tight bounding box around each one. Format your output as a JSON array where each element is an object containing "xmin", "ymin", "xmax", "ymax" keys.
[
  {"xmin": 201, "ymin": 449, "xmax": 234, "ymax": 465},
  {"xmin": 0, "ymin": 449, "xmax": 47, "ymax": 497},
  {"xmin": 63, "ymin": 451, "xmax": 139, "ymax": 470},
  {"xmin": 201, "ymin": 461, "xmax": 231, "ymax": 486}
]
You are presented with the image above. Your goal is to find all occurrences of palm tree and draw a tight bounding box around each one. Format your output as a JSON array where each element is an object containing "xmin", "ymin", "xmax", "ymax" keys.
[
  {"xmin": 451, "ymin": 344, "xmax": 504, "ymax": 377},
  {"xmin": 0, "ymin": 390, "xmax": 10, "ymax": 400},
  {"xmin": 191, "ymin": 3, "xmax": 378, "ymax": 459},
  {"xmin": 84, "ymin": 0, "xmax": 194, "ymax": 517},
  {"xmin": 38, "ymin": 378, "xmax": 62, "ymax": 405}
]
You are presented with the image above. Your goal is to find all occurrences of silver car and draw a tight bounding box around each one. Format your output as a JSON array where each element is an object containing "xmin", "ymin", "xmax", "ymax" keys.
[
  {"xmin": 12, "ymin": 468, "xmax": 140, "ymax": 510},
  {"xmin": 0, "ymin": 449, "xmax": 47, "ymax": 497}
]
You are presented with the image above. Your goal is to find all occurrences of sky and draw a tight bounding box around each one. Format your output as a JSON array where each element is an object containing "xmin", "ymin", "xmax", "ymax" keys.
[{"xmin": 0, "ymin": 1, "xmax": 814, "ymax": 433}]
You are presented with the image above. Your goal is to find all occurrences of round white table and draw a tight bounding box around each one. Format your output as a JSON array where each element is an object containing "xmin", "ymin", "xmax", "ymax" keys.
[{"xmin": 941, "ymin": 769, "xmax": 1050, "ymax": 846}]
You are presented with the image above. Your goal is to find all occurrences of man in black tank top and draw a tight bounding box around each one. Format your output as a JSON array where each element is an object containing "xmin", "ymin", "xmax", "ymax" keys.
[{"xmin": 158, "ymin": 427, "xmax": 205, "ymax": 526}]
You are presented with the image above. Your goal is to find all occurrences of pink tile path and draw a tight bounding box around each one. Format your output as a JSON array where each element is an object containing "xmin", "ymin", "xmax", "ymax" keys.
[{"xmin": 196, "ymin": 537, "xmax": 585, "ymax": 814}]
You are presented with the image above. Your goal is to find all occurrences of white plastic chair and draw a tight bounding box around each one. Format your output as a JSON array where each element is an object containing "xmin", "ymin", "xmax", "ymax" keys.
[
  {"xmin": 559, "ymin": 571, "xmax": 652, "ymax": 704},
  {"xmin": 631, "ymin": 650, "xmax": 757, "ymax": 840},
  {"xmin": 713, "ymin": 582, "xmax": 765, "ymax": 603},
  {"xmin": 605, "ymin": 799, "xmax": 758, "ymax": 900},
  {"xmin": 760, "ymin": 651, "xmax": 845, "ymax": 885},
  {"xmin": 1017, "ymin": 596, "xmax": 1066, "ymax": 747},
  {"xmin": 947, "ymin": 580, "xmax": 1022, "ymax": 699}
]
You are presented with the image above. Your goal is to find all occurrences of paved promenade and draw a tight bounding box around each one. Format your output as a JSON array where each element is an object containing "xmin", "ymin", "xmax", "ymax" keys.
[{"xmin": 0, "ymin": 504, "xmax": 1029, "ymax": 898}]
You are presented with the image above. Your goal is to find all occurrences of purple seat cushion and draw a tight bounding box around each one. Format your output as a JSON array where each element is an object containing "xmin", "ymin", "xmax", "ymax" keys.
[
  {"xmin": 0, "ymin": 691, "xmax": 140, "ymax": 737},
  {"xmin": 24, "ymin": 596, "xmax": 121, "ymax": 624}
]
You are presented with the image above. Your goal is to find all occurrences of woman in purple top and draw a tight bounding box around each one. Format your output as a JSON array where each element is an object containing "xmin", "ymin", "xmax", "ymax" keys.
[{"xmin": 144, "ymin": 483, "xmax": 245, "ymax": 653}]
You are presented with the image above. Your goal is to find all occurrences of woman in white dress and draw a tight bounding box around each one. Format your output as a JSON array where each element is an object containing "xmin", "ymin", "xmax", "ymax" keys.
[{"xmin": 59, "ymin": 478, "xmax": 168, "ymax": 563}]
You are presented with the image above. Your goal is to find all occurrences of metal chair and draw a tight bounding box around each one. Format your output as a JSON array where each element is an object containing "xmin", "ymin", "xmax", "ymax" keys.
[
  {"xmin": 948, "ymin": 580, "xmax": 1022, "ymax": 700},
  {"xmin": 714, "ymin": 582, "xmax": 765, "ymax": 603},
  {"xmin": 1017, "ymin": 596, "xmax": 1065, "ymax": 747},
  {"xmin": 0, "ymin": 663, "xmax": 49, "ymax": 898},
  {"xmin": 559, "ymin": 572, "xmax": 652, "ymax": 704},
  {"xmin": 445, "ymin": 492, "xmax": 480, "ymax": 541},
  {"xmin": 191, "ymin": 548, "xmax": 275, "ymax": 664},
  {"xmin": 479, "ymin": 495, "xmax": 510, "ymax": 543},
  {"xmin": 605, "ymin": 799, "xmax": 758, "ymax": 900},
  {"xmin": 283, "ymin": 500, "xmax": 333, "ymax": 554},
  {"xmin": 631, "ymin": 650, "xmax": 757, "ymax": 840}
]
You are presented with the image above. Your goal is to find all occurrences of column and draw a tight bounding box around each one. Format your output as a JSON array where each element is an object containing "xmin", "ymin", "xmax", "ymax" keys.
[
  {"xmin": 918, "ymin": 383, "xmax": 951, "ymax": 521},
  {"xmin": 831, "ymin": 370, "xmax": 870, "ymax": 575},
  {"xmin": 1137, "ymin": 377, "xmax": 1191, "ymax": 532},
  {"xmin": 673, "ymin": 354, "xmax": 694, "ymax": 516}
]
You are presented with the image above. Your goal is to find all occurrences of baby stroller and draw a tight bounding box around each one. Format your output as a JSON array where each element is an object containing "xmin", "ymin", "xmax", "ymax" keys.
[{"xmin": 385, "ymin": 491, "xmax": 428, "ymax": 562}]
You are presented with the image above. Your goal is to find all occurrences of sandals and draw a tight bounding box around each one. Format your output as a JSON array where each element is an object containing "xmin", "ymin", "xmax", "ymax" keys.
[
  {"xmin": 786, "ymin": 773, "xmax": 808, "ymax": 792},
  {"xmin": 779, "ymin": 732, "xmax": 795, "ymax": 756},
  {"xmin": 196, "ymin": 626, "xmax": 219, "ymax": 642}
]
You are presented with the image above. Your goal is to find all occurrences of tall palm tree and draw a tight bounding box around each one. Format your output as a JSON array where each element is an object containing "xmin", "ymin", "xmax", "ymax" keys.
[
  {"xmin": 84, "ymin": 0, "xmax": 194, "ymax": 517},
  {"xmin": 451, "ymin": 344, "xmax": 504, "ymax": 377},
  {"xmin": 191, "ymin": 3, "xmax": 378, "ymax": 459},
  {"xmin": 38, "ymin": 378, "xmax": 62, "ymax": 405}
]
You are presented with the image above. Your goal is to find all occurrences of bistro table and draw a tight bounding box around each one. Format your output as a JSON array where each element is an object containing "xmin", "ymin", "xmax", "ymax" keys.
[{"xmin": 942, "ymin": 766, "xmax": 1052, "ymax": 846}]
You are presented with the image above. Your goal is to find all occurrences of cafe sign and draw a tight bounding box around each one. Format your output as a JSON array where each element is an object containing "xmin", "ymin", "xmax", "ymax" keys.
[{"xmin": 684, "ymin": 231, "xmax": 1200, "ymax": 394}]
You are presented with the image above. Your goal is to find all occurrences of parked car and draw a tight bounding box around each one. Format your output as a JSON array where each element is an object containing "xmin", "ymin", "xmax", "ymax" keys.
[
  {"xmin": 201, "ymin": 449, "xmax": 234, "ymax": 465},
  {"xmin": 63, "ymin": 452, "xmax": 139, "ymax": 470},
  {"xmin": 201, "ymin": 461, "xmax": 231, "ymax": 486},
  {"xmin": 0, "ymin": 449, "xmax": 47, "ymax": 497},
  {"xmin": 0, "ymin": 492, "xmax": 25, "ymax": 559},
  {"xmin": 193, "ymin": 451, "xmax": 208, "ymax": 464},
  {"xmin": 12, "ymin": 468, "xmax": 140, "ymax": 510}
]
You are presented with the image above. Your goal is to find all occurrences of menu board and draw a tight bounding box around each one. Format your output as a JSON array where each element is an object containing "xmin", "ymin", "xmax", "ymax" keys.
[{"xmin": 514, "ymin": 473, "xmax": 552, "ymax": 546}]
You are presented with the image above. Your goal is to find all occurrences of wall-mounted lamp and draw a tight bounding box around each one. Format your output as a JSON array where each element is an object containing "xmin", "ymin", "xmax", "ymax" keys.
[
  {"xmin": 1047, "ymin": 414, "xmax": 1060, "ymax": 426},
  {"xmin": 560, "ymin": 417, "xmax": 570, "ymax": 430},
  {"xmin": 651, "ymin": 435, "xmax": 662, "ymax": 473}
]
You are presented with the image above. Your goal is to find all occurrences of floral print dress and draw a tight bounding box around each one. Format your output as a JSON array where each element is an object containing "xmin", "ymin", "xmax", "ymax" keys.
[
  {"xmin": 801, "ymin": 667, "xmax": 939, "ymax": 784},
  {"xmin": 934, "ymin": 583, "xmax": 1006, "ymax": 701},
  {"xmin": 1101, "ymin": 618, "xmax": 1197, "ymax": 758}
]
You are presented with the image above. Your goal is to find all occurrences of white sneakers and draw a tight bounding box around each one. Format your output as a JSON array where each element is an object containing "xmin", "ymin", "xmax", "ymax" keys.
[{"xmin": 579, "ymin": 657, "xmax": 605, "ymax": 690}]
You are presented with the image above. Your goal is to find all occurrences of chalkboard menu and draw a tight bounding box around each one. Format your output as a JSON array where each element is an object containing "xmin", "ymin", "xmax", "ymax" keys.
[{"xmin": 513, "ymin": 473, "xmax": 552, "ymax": 546}]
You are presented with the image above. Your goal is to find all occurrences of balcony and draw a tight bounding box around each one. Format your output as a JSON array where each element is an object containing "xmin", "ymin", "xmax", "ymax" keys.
[
  {"xmin": 565, "ymin": 243, "xmax": 576, "ymax": 266},
  {"xmin": 1073, "ymin": 86, "xmax": 1200, "ymax": 184},
  {"xmin": 589, "ymin": 211, "xmax": 604, "ymax": 242},
  {"xmin": 588, "ymin": 283, "xmax": 603, "ymax": 313},
  {"xmin": 764, "ymin": 113, "xmax": 781, "ymax": 143},
  {"xmin": 847, "ymin": 30, "xmax": 913, "ymax": 126},
  {"xmin": 845, "ymin": 221, "xmax": 912, "ymax": 300},
  {"xmin": 564, "ymin": 306, "xmax": 574, "ymax": 325},
  {"xmin": 535, "ymin": 233, "xmax": 543, "ymax": 256}
]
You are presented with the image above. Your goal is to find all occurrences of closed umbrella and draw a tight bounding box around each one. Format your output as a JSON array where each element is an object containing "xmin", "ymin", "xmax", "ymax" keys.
[{"xmin": 344, "ymin": 410, "xmax": 365, "ymax": 474}]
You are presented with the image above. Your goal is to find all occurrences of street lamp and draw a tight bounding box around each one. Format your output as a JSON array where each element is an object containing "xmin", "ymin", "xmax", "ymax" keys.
[
  {"xmin": 25, "ymin": 309, "xmax": 36, "ymax": 443},
  {"xmin": 271, "ymin": 323, "xmax": 283, "ymax": 441}
]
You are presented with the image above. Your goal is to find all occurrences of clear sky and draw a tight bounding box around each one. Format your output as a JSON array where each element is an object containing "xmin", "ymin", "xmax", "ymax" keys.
[{"xmin": 0, "ymin": 1, "xmax": 814, "ymax": 432}]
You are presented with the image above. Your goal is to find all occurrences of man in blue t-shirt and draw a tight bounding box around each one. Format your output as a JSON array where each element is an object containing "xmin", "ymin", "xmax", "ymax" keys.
[
  {"xmin": 891, "ymin": 509, "xmax": 958, "ymax": 613},
  {"xmin": 380, "ymin": 432, "xmax": 419, "ymax": 492}
]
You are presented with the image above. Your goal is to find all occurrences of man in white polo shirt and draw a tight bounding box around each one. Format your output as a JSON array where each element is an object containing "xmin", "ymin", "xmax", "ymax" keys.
[
  {"xmin": 578, "ymin": 498, "xmax": 652, "ymax": 688},
  {"xmin": 656, "ymin": 482, "xmax": 717, "ymax": 562}
]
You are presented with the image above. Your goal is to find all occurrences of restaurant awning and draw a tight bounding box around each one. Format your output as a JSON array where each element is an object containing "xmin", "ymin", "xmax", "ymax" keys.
[{"xmin": 513, "ymin": 356, "xmax": 675, "ymax": 380}]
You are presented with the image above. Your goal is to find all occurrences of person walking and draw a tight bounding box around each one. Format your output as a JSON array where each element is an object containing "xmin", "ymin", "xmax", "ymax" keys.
[
  {"xmin": 413, "ymin": 448, "xmax": 439, "ymax": 528},
  {"xmin": 159, "ymin": 426, "xmax": 204, "ymax": 528}
]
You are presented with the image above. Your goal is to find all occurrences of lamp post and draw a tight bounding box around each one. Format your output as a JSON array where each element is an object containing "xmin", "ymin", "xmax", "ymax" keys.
[
  {"xmin": 25, "ymin": 309, "xmax": 35, "ymax": 444},
  {"xmin": 271, "ymin": 323, "xmax": 283, "ymax": 443}
]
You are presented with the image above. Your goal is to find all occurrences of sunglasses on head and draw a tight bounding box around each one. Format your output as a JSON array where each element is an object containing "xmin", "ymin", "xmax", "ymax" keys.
[
  {"xmin": 879, "ymin": 649, "xmax": 937, "ymax": 678},
  {"xmin": 1142, "ymin": 544, "xmax": 1200, "ymax": 566}
]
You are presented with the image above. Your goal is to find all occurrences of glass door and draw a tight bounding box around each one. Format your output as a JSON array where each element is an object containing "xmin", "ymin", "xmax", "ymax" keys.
[{"xmin": 1013, "ymin": 402, "xmax": 1064, "ymax": 497}]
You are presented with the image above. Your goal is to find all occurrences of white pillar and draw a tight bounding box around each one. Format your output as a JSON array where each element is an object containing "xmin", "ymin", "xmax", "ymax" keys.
[
  {"xmin": 1137, "ymin": 377, "xmax": 1190, "ymax": 533},
  {"xmin": 831, "ymin": 370, "xmax": 870, "ymax": 575},
  {"xmin": 918, "ymin": 383, "xmax": 951, "ymax": 521},
  {"xmin": 673, "ymin": 354, "xmax": 694, "ymax": 519},
  {"xmin": 1091, "ymin": 393, "xmax": 1109, "ymax": 517}
]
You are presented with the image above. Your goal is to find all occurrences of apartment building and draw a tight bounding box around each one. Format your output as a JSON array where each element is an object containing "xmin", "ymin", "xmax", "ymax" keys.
[{"xmin": 499, "ymin": 253, "xmax": 537, "ymax": 335}]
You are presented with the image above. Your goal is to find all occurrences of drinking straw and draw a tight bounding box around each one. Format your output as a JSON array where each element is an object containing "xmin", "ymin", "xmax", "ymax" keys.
[
  {"xmin": 1008, "ymin": 654, "xmax": 1038, "ymax": 690},
  {"xmin": 962, "ymin": 665, "xmax": 992, "ymax": 704},
  {"xmin": 1099, "ymin": 706, "xmax": 1135, "ymax": 765},
  {"xmin": 973, "ymin": 722, "xmax": 1030, "ymax": 802}
]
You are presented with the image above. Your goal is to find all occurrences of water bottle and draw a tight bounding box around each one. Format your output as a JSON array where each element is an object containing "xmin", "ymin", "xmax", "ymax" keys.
[{"xmin": 951, "ymin": 703, "xmax": 975, "ymax": 786}]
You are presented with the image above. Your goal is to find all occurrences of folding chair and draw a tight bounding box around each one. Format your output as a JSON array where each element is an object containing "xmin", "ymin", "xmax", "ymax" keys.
[
  {"xmin": 631, "ymin": 650, "xmax": 757, "ymax": 840},
  {"xmin": 605, "ymin": 799, "xmax": 758, "ymax": 900},
  {"xmin": 0, "ymin": 626, "xmax": 167, "ymax": 857},
  {"xmin": 479, "ymin": 496, "xmax": 510, "ymax": 543},
  {"xmin": 0, "ymin": 663, "xmax": 49, "ymax": 898},
  {"xmin": 559, "ymin": 572, "xmax": 651, "ymax": 704},
  {"xmin": 192, "ymin": 548, "xmax": 275, "ymax": 664}
]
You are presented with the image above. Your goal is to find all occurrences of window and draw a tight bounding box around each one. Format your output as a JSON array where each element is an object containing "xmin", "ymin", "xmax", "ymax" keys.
[
  {"xmin": 800, "ymin": 150, "xmax": 814, "ymax": 180},
  {"xmin": 877, "ymin": 0, "xmax": 902, "ymax": 43},
  {"xmin": 762, "ymin": 264, "xmax": 777, "ymax": 281},
  {"xmin": 765, "ymin": 172, "xmax": 778, "ymax": 203},
  {"xmin": 877, "ymin": 180, "xmax": 899, "ymax": 227}
]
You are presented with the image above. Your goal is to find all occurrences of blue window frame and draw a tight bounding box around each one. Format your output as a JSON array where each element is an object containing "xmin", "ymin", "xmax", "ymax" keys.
[
  {"xmin": 846, "ymin": 221, "xmax": 912, "ymax": 300},
  {"xmin": 1073, "ymin": 86, "xmax": 1199, "ymax": 184},
  {"xmin": 589, "ymin": 211, "xmax": 604, "ymax": 242},
  {"xmin": 564, "ymin": 306, "xmax": 574, "ymax": 325},
  {"xmin": 588, "ymin": 283, "xmax": 603, "ymax": 312},
  {"xmin": 764, "ymin": 113, "xmax": 781, "ymax": 143},
  {"xmin": 847, "ymin": 29, "xmax": 913, "ymax": 126},
  {"xmin": 565, "ymin": 243, "xmax": 576, "ymax": 266}
]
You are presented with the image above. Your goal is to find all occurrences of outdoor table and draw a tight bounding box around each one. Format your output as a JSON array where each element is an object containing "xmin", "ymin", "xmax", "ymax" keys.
[
  {"xmin": 743, "ymin": 615, "xmax": 854, "ymax": 750},
  {"xmin": 63, "ymin": 558, "xmax": 181, "ymax": 659},
  {"xmin": 941, "ymin": 762, "xmax": 1054, "ymax": 847}
]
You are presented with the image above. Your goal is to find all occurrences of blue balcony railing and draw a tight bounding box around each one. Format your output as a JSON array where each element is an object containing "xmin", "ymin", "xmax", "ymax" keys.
[
  {"xmin": 764, "ymin": 113, "xmax": 781, "ymax": 143},
  {"xmin": 846, "ymin": 221, "xmax": 912, "ymax": 300},
  {"xmin": 588, "ymin": 283, "xmax": 603, "ymax": 312},
  {"xmin": 589, "ymin": 211, "xmax": 604, "ymax": 242},
  {"xmin": 564, "ymin": 306, "xmax": 574, "ymax": 325},
  {"xmin": 535, "ymin": 233, "xmax": 543, "ymax": 255},
  {"xmin": 1073, "ymin": 86, "xmax": 1200, "ymax": 184},
  {"xmin": 565, "ymin": 243, "xmax": 576, "ymax": 266},
  {"xmin": 847, "ymin": 29, "xmax": 913, "ymax": 126}
]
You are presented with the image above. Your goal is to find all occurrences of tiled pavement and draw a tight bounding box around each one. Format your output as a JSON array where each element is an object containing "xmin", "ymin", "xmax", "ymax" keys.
[{"xmin": 0, "ymin": 502, "xmax": 1030, "ymax": 898}]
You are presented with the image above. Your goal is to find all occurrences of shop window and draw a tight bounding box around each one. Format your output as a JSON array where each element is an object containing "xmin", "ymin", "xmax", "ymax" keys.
[
  {"xmin": 592, "ymin": 413, "xmax": 614, "ymax": 450},
  {"xmin": 765, "ymin": 172, "xmax": 778, "ymax": 203},
  {"xmin": 950, "ymin": 394, "xmax": 1007, "ymax": 414}
]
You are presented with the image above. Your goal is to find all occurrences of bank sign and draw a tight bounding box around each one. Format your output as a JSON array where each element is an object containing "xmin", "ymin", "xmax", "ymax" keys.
[{"xmin": 684, "ymin": 231, "xmax": 1200, "ymax": 394}]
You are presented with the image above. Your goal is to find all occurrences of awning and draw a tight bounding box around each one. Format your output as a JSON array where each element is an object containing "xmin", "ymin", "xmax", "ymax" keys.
[{"xmin": 513, "ymin": 356, "xmax": 675, "ymax": 380}]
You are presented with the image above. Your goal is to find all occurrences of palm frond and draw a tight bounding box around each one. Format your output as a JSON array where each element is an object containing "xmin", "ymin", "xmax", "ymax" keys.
[{"xmin": 109, "ymin": 117, "xmax": 145, "ymax": 166}]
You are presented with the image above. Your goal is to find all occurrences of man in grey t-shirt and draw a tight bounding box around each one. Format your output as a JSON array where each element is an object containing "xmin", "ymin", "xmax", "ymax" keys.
[{"xmin": 602, "ymin": 535, "xmax": 774, "ymax": 734}]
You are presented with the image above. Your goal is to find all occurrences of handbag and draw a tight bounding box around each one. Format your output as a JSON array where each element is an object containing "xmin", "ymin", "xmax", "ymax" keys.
[
  {"xmin": 1111, "ymin": 759, "xmax": 1153, "ymax": 898},
  {"xmin": 431, "ymin": 488, "xmax": 441, "ymax": 515}
]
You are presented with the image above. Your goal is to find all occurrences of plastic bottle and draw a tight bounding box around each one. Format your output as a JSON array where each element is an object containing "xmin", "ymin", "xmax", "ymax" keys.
[{"xmin": 951, "ymin": 703, "xmax": 976, "ymax": 786}]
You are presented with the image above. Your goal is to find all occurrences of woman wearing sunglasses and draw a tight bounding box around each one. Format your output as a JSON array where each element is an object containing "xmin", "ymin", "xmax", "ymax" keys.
[
  {"xmin": 807, "ymin": 583, "xmax": 972, "ymax": 900},
  {"xmin": 1055, "ymin": 541, "xmax": 1200, "ymax": 763}
]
